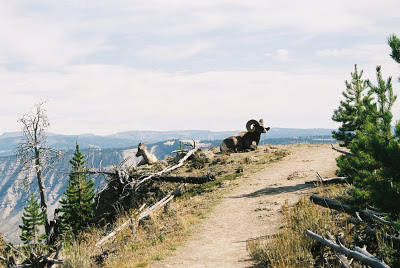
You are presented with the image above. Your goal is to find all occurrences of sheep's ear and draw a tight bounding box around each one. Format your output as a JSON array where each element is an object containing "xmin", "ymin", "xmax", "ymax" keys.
[
  {"xmin": 265, "ymin": 127, "xmax": 270, "ymax": 131},
  {"xmin": 259, "ymin": 119, "xmax": 264, "ymax": 124}
]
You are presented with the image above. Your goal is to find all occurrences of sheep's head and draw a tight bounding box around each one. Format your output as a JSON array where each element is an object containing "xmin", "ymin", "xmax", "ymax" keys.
[
  {"xmin": 246, "ymin": 119, "xmax": 270, "ymax": 133},
  {"xmin": 136, "ymin": 142, "xmax": 147, "ymax": 157}
]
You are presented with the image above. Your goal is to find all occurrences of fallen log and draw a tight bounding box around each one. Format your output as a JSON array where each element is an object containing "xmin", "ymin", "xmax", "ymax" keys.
[
  {"xmin": 310, "ymin": 195, "xmax": 400, "ymax": 246},
  {"xmin": 363, "ymin": 226, "xmax": 400, "ymax": 246},
  {"xmin": 305, "ymin": 171, "xmax": 347, "ymax": 184},
  {"xmin": 131, "ymin": 174, "xmax": 215, "ymax": 184},
  {"xmin": 310, "ymin": 194, "xmax": 356, "ymax": 216},
  {"xmin": 134, "ymin": 147, "xmax": 199, "ymax": 190},
  {"xmin": 306, "ymin": 230, "xmax": 389, "ymax": 268},
  {"xmin": 361, "ymin": 210, "xmax": 397, "ymax": 227},
  {"xmin": 331, "ymin": 144, "xmax": 355, "ymax": 156},
  {"xmin": 310, "ymin": 195, "xmax": 397, "ymax": 227},
  {"xmin": 95, "ymin": 218, "xmax": 133, "ymax": 248}
]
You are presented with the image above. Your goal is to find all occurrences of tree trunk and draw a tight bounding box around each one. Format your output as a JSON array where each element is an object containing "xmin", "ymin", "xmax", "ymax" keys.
[{"xmin": 34, "ymin": 146, "xmax": 50, "ymax": 237}]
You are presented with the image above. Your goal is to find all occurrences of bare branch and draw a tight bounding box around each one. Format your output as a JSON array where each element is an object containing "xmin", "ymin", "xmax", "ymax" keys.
[{"xmin": 331, "ymin": 144, "xmax": 355, "ymax": 156}]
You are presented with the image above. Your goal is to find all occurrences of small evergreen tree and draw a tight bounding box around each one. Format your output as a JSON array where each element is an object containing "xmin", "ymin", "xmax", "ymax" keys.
[
  {"xmin": 59, "ymin": 144, "xmax": 95, "ymax": 237},
  {"xmin": 332, "ymin": 64, "xmax": 368, "ymax": 147},
  {"xmin": 335, "ymin": 65, "xmax": 400, "ymax": 220},
  {"xmin": 19, "ymin": 193, "xmax": 46, "ymax": 245}
]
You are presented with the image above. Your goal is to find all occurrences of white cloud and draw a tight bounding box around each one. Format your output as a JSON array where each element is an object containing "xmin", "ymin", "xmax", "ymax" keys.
[
  {"xmin": 316, "ymin": 44, "xmax": 387, "ymax": 61},
  {"xmin": 264, "ymin": 49, "xmax": 289, "ymax": 62},
  {"xmin": 274, "ymin": 49, "xmax": 289, "ymax": 62},
  {"xmin": 1, "ymin": 1, "xmax": 399, "ymax": 69},
  {"xmin": 137, "ymin": 41, "xmax": 213, "ymax": 61},
  {"xmin": 0, "ymin": 64, "xmax": 347, "ymax": 135}
]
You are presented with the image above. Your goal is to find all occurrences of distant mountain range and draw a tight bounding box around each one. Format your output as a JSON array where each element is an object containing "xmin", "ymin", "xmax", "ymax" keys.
[
  {"xmin": 0, "ymin": 128, "xmax": 335, "ymax": 243},
  {"xmin": 0, "ymin": 128, "xmax": 335, "ymax": 157}
]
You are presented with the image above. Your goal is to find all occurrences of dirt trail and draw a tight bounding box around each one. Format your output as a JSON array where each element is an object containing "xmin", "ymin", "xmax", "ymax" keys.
[{"xmin": 152, "ymin": 144, "xmax": 341, "ymax": 268}]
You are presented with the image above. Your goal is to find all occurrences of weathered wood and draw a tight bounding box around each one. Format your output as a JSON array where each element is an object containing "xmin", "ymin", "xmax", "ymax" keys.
[
  {"xmin": 364, "ymin": 226, "xmax": 400, "ymax": 246},
  {"xmin": 138, "ymin": 193, "xmax": 174, "ymax": 220},
  {"xmin": 305, "ymin": 171, "xmax": 347, "ymax": 184},
  {"xmin": 306, "ymin": 230, "xmax": 389, "ymax": 268},
  {"xmin": 73, "ymin": 172, "xmax": 214, "ymax": 185},
  {"xmin": 325, "ymin": 231, "xmax": 352, "ymax": 268},
  {"xmin": 331, "ymin": 144, "xmax": 355, "ymax": 156},
  {"xmin": 134, "ymin": 147, "xmax": 199, "ymax": 190},
  {"xmin": 42, "ymin": 255, "xmax": 63, "ymax": 265},
  {"xmin": 143, "ymin": 174, "xmax": 214, "ymax": 184},
  {"xmin": 310, "ymin": 194, "xmax": 397, "ymax": 228},
  {"xmin": 362, "ymin": 210, "xmax": 397, "ymax": 227},
  {"xmin": 95, "ymin": 218, "xmax": 133, "ymax": 248},
  {"xmin": 310, "ymin": 194, "xmax": 356, "ymax": 216},
  {"xmin": 306, "ymin": 177, "xmax": 347, "ymax": 184},
  {"xmin": 311, "ymin": 195, "xmax": 400, "ymax": 247}
]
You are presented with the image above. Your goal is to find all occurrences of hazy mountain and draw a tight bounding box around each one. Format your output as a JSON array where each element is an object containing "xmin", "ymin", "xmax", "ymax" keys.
[
  {"xmin": 0, "ymin": 128, "xmax": 336, "ymax": 243},
  {"xmin": 0, "ymin": 128, "xmax": 335, "ymax": 157}
]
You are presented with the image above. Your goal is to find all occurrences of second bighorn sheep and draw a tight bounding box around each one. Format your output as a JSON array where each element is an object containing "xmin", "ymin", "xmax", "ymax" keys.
[
  {"xmin": 220, "ymin": 119, "xmax": 270, "ymax": 152},
  {"xmin": 136, "ymin": 142, "xmax": 158, "ymax": 166}
]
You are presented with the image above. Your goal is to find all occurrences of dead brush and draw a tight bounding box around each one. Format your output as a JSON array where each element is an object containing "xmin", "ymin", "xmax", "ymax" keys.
[{"xmin": 62, "ymin": 239, "xmax": 92, "ymax": 268}]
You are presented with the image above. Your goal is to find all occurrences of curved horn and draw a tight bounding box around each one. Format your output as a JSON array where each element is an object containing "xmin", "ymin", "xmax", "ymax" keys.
[{"xmin": 246, "ymin": 119, "xmax": 259, "ymax": 132}]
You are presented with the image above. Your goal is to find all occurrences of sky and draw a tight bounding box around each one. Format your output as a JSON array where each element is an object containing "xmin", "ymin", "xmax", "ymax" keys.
[{"xmin": 1, "ymin": 1, "xmax": 400, "ymax": 135}]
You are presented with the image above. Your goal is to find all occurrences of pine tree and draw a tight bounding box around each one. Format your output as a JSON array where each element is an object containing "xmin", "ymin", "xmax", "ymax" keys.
[
  {"xmin": 19, "ymin": 193, "xmax": 46, "ymax": 245},
  {"xmin": 332, "ymin": 64, "xmax": 368, "ymax": 147},
  {"xmin": 388, "ymin": 34, "xmax": 400, "ymax": 64},
  {"xmin": 335, "ymin": 66, "xmax": 400, "ymax": 220},
  {"xmin": 59, "ymin": 144, "xmax": 95, "ymax": 237}
]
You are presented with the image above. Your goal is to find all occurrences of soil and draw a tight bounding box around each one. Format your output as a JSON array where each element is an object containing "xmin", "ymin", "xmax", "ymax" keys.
[{"xmin": 151, "ymin": 143, "xmax": 341, "ymax": 268}]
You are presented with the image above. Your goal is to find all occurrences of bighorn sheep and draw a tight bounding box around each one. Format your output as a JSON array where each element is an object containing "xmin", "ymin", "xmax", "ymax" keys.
[
  {"xmin": 136, "ymin": 142, "xmax": 158, "ymax": 166},
  {"xmin": 220, "ymin": 119, "xmax": 270, "ymax": 152}
]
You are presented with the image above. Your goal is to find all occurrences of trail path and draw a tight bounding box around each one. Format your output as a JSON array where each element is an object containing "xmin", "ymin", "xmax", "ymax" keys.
[{"xmin": 152, "ymin": 144, "xmax": 340, "ymax": 268}]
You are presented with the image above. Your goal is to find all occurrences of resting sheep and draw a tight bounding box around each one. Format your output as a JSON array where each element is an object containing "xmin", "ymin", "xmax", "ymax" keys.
[
  {"xmin": 220, "ymin": 119, "xmax": 270, "ymax": 152},
  {"xmin": 136, "ymin": 142, "xmax": 158, "ymax": 166}
]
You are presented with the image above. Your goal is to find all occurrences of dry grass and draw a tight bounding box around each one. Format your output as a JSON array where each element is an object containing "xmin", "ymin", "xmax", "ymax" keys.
[{"xmin": 247, "ymin": 196, "xmax": 353, "ymax": 267}]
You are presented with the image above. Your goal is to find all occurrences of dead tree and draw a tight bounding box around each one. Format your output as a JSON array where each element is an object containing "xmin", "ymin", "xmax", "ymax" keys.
[
  {"xmin": 16, "ymin": 101, "xmax": 63, "ymax": 243},
  {"xmin": 92, "ymin": 146, "xmax": 205, "ymax": 224}
]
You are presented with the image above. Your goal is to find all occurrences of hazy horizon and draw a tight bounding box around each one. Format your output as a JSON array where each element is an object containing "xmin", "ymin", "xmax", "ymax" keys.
[{"xmin": 0, "ymin": 126, "xmax": 337, "ymax": 138}]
